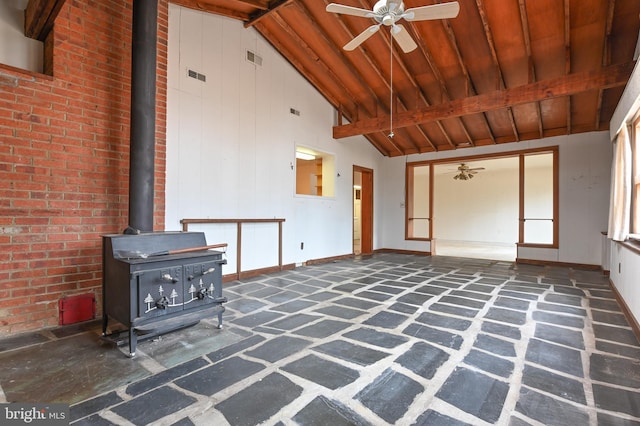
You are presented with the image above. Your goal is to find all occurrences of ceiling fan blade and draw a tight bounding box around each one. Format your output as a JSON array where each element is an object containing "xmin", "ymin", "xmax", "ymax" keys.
[
  {"xmin": 344, "ymin": 24, "xmax": 381, "ymax": 51},
  {"xmin": 391, "ymin": 24, "xmax": 417, "ymax": 53},
  {"xmin": 326, "ymin": 3, "xmax": 375, "ymax": 18},
  {"xmin": 403, "ymin": 1, "xmax": 460, "ymax": 21}
]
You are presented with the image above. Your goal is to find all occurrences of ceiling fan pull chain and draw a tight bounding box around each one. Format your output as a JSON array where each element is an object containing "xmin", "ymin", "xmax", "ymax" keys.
[{"xmin": 389, "ymin": 28, "xmax": 394, "ymax": 139}]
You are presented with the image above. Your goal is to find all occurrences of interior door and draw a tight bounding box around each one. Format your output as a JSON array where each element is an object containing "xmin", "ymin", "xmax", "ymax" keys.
[{"xmin": 355, "ymin": 166, "xmax": 373, "ymax": 254}]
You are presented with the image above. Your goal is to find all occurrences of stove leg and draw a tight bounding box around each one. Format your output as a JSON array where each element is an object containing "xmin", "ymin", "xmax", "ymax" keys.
[
  {"xmin": 102, "ymin": 314, "xmax": 109, "ymax": 335},
  {"xmin": 217, "ymin": 311, "xmax": 223, "ymax": 329},
  {"xmin": 128, "ymin": 329, "xmax": 137, "ymax": 358}
]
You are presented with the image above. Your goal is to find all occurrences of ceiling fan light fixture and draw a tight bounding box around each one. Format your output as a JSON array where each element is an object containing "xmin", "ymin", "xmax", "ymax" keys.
[
  {"xmin": 454, "ymin": 172, "xmax": 472, "ymax": 180},
  {"xmin": 382, "ymin": 14, "xmax": 395, "ymax": 26}
]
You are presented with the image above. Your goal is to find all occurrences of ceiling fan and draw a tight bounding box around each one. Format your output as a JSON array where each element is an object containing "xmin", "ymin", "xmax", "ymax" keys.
[
  {"xmin": 326, "ymin": 1, "xmax": 460, "ymax": 139},
  {"xmin": 453, "ymin": 163, "xmax": 485, "ymax": 180},
  {"xmin": 326, "ymin": 1, "xmax": 460, "ymax": 53}
]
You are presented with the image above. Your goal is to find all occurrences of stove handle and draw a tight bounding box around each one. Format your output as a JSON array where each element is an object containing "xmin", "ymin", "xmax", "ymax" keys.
[
  {"xmin": 188, "ymin": 267, "xmax": 215, "ymax": 281},
  {"xmin": 161, "ymin": 273, "xmax": 178, "ymax": 283}
]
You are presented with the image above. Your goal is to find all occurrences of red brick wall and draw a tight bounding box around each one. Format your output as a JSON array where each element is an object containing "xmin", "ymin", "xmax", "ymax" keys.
[{"xmin": 0, "ymin": 0, "xmax": 168, "ymax": 336}]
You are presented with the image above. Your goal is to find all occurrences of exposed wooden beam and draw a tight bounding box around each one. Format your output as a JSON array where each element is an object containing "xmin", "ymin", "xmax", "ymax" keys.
[
  {"xmin": 441, "ymin": 17, "xmax": 496, "ymax": 144},
  {"xmin": 595, "ymin": 0, "xmax": 616, "ymax": 130},
  {"xmin": 333, "ymin": 62, "xmax": 634, "ymax": 139},
  {"xmin": 245, "ymin": 0, "xmax": 292, "ymax": 28},
  {"xmin": 385, "ymin": 26, "xmax": 455, "ymax": 150},
  {"xmin": 408, "ymin": 24, "xmax": 475, "ymax": 147},
  {"xmin": 380, "ymin": 29, "xmax": 446, "ymax": 150},
  {"xmin": 518, "ymin": 0, "xmax": 544, "ymax": 139},
  {"xmin": 564, "ymin": 0, "xmax": 572, "ymax": 133},
  {"xmin": 385, "ymin": 122, "xmax": 419, "ymax": 155},
  {"xmin": 348, "ymin": 0, "xmax": 423, "ymax": 153},
  {"xmin": 171, "ymin": 0, "xmax": 250, "ymax": 20},
  {"xmin": 322, "ymin": 0, "xmax": 385, "ymax": 110},
  {"xmin": 294, "ymin": 2, "xmax": 381, "ymax": 123},
  {"xmin": 476, "ymin": 0, "xmax": 519, "ymax": 141},
  {"xmin": 317, "ymin": 0, "xmax": 424, "ymax": 153},
  {"xmin": 237, "ymin": 0, "xmax": 269, "ymax": 10},
  {"xmin": 25, "ymin": 0, "xmax": 67, "ymax": 41},
  {"xmin": 317, "ymin": 0, "xmax": 416, "ymax": 153},
  {"xmin": 260, "ymin": 10, "xmax": 405, "ymax": 155},
  {"xmin": 366, "ymin": 134, "xmax": 393, "ymax": 157}
]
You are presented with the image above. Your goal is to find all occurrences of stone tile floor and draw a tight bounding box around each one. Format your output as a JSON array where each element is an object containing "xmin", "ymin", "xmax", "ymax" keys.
[{"xmin": 2, "ymin": 253, "xmax": 640, "ymax": 425}]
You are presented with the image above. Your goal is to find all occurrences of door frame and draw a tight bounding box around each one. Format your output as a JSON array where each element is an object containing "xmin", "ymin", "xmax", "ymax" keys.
[{"xmin": 354, "ymin": 166, "xmax": 373, "ymax": 254}]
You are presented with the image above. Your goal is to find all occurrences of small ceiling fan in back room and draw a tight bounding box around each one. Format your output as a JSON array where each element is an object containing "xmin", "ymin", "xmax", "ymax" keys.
[
  {"xmin": 453, "ymin": 163, "xmax": 485, "ymax": 180},
  {"xmin": 326, "ymin": 0, "xmax": 460, "ymax": 138}
]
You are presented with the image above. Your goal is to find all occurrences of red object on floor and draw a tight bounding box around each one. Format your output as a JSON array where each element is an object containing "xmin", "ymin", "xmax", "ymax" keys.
[{"xmin": 59, "ymin": 294, "xmax": 95, "ymax": 325}]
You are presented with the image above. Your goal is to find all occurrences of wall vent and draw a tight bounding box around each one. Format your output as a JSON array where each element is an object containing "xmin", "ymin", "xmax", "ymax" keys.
[
  {"xmin": 290, "ymin": 108, "xmax": 301, "ymax": 116},
  {"xmin": 187, "ymin": 69, "xmax": 206, "ymax": 82},
  {"xmin": 247, "ymin": 50, "xmax": 263, "ymax": 66}
]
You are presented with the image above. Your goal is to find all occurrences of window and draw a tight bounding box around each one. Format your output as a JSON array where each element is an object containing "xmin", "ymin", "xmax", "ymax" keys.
[
  {"xmin": 633, "ymin": 118, "xmax": 640, "ymax": 234},
  {"xmin": 521, "ymin": 151, "xmax": 557, "ymax": 245},
  {"xmin": 295, "ymin": 147, "xmax": 335, "ymax": 197},
  {"xmin": 406, "ymin": 162, "xmax": 430, "ymax": 240}
]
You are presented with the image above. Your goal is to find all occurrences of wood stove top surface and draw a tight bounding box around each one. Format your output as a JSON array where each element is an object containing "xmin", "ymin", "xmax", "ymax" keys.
[{"xmin": 112, "ymin": 250, "xmax": 226, "ymax": 264}]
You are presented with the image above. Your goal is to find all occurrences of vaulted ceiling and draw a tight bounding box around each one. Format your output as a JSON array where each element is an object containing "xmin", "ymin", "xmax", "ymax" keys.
[
  {"xmin": 28, "ymin": 0, "xmax": 640, "ymax": 157},
  {"xmin": 170, "ymin": 0, "xmax": 639, "ymax": 157}
]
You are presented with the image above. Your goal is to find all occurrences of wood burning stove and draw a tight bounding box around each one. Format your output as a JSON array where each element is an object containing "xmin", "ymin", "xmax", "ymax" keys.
[{"xmin": 102, "ymin": 231, "xmax": 227, "ymax": 357}]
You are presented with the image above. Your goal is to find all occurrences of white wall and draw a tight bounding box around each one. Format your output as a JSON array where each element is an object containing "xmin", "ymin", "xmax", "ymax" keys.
[
  {"xmin": 0, "ymin": 0, "xmax": 43, "ymax": 73},
  {"xmin": 610, "ymin": 244, "xmax": 640, "ymax": 325},
  {"xmin": 378, "ymin": 132, "xmax": 612, "ymax": 266},
  {"xmin": 379, "ymin": 156, "xmax": 433, "ymax": 253},
  {"xmin": 433, "ymin": 158, "xmax": 519, "ymax": 244},
  {"xmin": 165, "ymin": 5, "xmax": 382, "ymax": 270},
  {"xmin": 608, "ymin": 54, "xmax": 640, "ymax": 326},
  {"xmin": 558, "ymin": 133, "xmax": 612, "ymax": 264}
]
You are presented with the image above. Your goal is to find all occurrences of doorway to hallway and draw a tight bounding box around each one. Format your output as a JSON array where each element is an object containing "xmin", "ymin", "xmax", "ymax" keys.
[{"xmin": 354, "ymin": 166, "xmax": 373, "ymax": 255}]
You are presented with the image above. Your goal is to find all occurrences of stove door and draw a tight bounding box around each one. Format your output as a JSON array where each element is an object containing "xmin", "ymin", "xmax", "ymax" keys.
[
  {"xmin": 183, "ymin": 259, "xmax": 224, "ymax": 310},
  {"xmin": 136, "ymin": 266, "xmax": 184, "ymax": 320}
]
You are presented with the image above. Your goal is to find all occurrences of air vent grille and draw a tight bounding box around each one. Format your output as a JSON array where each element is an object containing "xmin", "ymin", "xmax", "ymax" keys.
[
  {"xmin": 187, "ymin": 69, "xmax": 206, "ymax": 82},
  {"xmin": 247, "ymin": 50, "xmax": 263, "ymax": 66}
]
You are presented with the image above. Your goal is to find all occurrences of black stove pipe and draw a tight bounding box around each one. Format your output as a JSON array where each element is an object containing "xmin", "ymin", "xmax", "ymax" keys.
[{"xmin": 128, "ymin": 0, "xmax": 158, "ymax": 233}]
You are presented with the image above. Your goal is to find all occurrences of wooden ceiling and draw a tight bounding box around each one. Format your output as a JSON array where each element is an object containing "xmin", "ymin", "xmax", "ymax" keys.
[
  {"xmin": 172, "ymin": 0, "xmax": 640, "ymax": 157},
  {"xmin": 71, "ymin": 1, "xmax": 640, "ymax": 156}
]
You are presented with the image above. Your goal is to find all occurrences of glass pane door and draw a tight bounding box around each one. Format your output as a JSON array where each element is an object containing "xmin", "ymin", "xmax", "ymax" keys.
[{"xmin": 523, "ymin": 152, "xmax": 554, "ymax": 244}]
